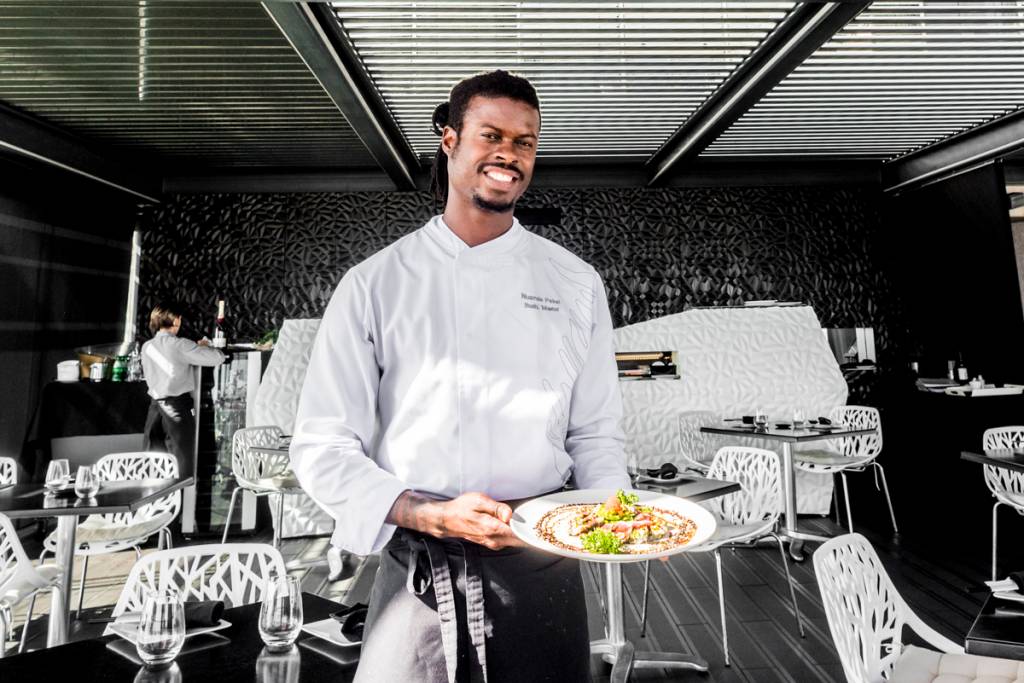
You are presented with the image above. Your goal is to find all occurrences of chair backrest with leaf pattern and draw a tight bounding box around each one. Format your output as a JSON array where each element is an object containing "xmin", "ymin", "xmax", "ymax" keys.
[
  {"xmin": 705, "ymin": 446, "xmax": 781, "ymax": 526},
  {"xmin": 0, "ymin": 457, "xmax": 15, "ymax": 486},
  {"xmin": 112, "ymin": 543, "xmax": 286, "ymax": 617},
  {"xmin": 232, "ymin": 426, "xmax": 288, "ymax": 488},
  {"xmin": 982, "ymin": 427, "xmax": 1024, "ymax": 502},
  {"xmin": 94, "ymin": 452, "xmax": 181, "ymax": 526}
]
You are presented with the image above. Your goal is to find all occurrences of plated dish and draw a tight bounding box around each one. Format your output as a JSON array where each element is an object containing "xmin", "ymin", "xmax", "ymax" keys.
[{"xmin": 511, "ymin": 488, "xmax": 716, "ymax": 562}]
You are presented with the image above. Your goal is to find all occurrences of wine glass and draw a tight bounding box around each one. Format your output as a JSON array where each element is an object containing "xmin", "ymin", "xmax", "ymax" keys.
[
  {"xmin": 136, "ymin": 589, "xmax": 185, "ymax": 668},
  {"xmin": 74, "ymin": 465, "xmax": 100, "ymax": 498},
  {"xmin": 45, "ymin": 459, "xmax": 70, "ymax": 493},
  {"xmin": 754, "ymin": 409, "xmax": 768, "ymax": 430},
  {"xmin": 259, "ymin": 576, "xmax": 303, "ymax": 652}
]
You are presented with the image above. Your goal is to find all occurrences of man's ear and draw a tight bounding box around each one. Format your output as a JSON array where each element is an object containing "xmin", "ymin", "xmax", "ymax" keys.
[{"xmin": 441, "ymin": 126, "xmax": 458, "ymax": 156}]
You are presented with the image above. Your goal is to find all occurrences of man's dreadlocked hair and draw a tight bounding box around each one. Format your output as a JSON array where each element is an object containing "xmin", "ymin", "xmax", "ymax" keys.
[{"xmin": 429, "ymin": 70, "xmax": 541, "ymax": 203}]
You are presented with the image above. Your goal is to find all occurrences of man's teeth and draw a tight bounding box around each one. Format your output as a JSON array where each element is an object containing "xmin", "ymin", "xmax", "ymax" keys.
[{"xmin": 485, "ymin": 170, "xmax": 515, "ymax": 183}]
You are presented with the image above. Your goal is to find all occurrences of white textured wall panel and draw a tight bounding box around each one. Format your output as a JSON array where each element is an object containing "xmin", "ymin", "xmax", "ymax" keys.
[
  {"xmin": 252, "ymin": 318, "xmax": 333, "ymax": 537},
  {"xmin": 614, "ymin": 306, "xmax": 847, "ymax": 513}
]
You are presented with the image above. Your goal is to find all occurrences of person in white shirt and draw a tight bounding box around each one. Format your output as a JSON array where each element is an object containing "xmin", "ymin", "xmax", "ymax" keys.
[
  {"xmin": 141, "ymin": 303, "xmax": 225, "ymax": 477},
  {"xmin": 290, "ymin": 70, "xmax": 629, "ymax": 682}
]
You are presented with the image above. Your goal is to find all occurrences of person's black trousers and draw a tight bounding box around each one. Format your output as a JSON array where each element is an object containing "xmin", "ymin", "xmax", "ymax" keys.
[{"xmin": 142, "ymin": 393, "xmax": 195, "ymax": 478}]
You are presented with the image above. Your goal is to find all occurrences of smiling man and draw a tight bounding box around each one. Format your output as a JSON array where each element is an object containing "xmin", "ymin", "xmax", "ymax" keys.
[{"xmin": 290, "ymin": 70, "xmax": 629, "ymax": 682}]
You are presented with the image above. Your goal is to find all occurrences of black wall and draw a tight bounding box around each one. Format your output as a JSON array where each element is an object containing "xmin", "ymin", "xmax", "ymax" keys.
[
  {"xmin": 137, "ymin": 185, "xmax": 910, "ymax": 369},
  {"xmin": 881, "ymin": 163, "xmax": 1022, "ymax": 381},
  {"xmin": 0, "ymin": 155, "xmax": 136, "ymax": 474}
]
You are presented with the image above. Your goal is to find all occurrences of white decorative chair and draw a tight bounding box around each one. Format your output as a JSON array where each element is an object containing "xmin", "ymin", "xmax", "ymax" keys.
[
  {"xmin": 1, "ymin": 513, "xmax": 63, "ymax": 656},
  {"xmin": 793, "ymin": 405, "xmax": 897, "ymax": 535},
  {"xmin": 40, "ymin": 452, "xmax": 180, "ymax": 618},
  {"xmin": 814, "ymin": 533, "xmax": 1006, "ymax": 683},
  {"xmin": 674, "ymin": 411, "xmax": 722, "ymax": 474},
  {"xmin": 222, "ymin": 426, "xmax": 302, "ymax": 549},
  {"xmin": 0, "ymin": 457, "xmax": 15, "ymax": 486},
  {"xmin": 109, "ymin": 543, "xmax": 286, "ymax": 626},
  {"xmin": 640, "ymin": 446, "xmax": 804, "ymax": 666},
  {"xmin": 982, "ymin": 427, "xmax": 1024, "ymax": 580}
]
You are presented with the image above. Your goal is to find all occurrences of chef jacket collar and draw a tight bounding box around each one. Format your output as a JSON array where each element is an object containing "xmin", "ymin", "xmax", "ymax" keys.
[{"xmin": 427, "ymin": 214, "xmax": 525, "ymax": 259}]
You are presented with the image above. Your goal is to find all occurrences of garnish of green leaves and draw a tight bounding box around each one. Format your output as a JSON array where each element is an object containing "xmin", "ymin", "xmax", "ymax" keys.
[
  {"xmin": 616, "ymin": 490, "xmax": 639, "ymax": 507},
  {"xmin": 581, "ymin": 528, "xmax": 623, "ymax": 554},
  {"xmin": 596, "ymin": 489, "xmax": 642, "ymax": 523}
]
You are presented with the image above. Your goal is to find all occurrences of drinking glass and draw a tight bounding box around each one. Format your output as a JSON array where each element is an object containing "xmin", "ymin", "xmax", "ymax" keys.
[
  {"xmin": 792, "ymin": 409, "xmax": 806, "ymax": 430},
  {"xmin": 74, "ymin": 465, "xmax": 100, "ymax": 498},
  {"xmin": 754, "ymin": 409, "xmax": 768, "ymax": 429},
  {"xmin": 256, "ymin": 646, "xmax": 301, "ymax": 683},
  {"xmin": 259, "ymin": 576, "xmax": 303, "ymax": 652},
  {"xmin": 136, "ymin": 589, "xmax": 185, "ymax": 668},
  {"xmin": 45, "ymin": 459, "xmax": 70, "ymax": 492}
]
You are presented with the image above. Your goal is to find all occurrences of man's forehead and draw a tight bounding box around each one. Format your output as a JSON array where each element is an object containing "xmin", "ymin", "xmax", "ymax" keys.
[{"xmin": 463, "ymin": 95, "xmax": 540, "ymax": 134}]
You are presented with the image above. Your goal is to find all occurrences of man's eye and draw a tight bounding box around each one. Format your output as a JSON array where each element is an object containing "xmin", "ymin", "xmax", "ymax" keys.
[
  {"xmin": 483, "ymin": 133, "xmax": 499, "ymax": 141},
  {"xmin": 517, "ymin": 140, "xmax": 534, "ymax": 149}
]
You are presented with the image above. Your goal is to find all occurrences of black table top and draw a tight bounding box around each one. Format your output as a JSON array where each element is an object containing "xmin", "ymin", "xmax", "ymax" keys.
[
  {"xmin": 700, "ymin": 423, "xmax": 876, "ymax": 443},
  {"xmin": 0, "ymin": 593, "xmax": 353, "ymax": 682},
  {"xmin": 636, "ymin": 475, "xmax": 741, "ymax": 501},
  {"xmin": 0, "ymin": 477, "xmax": 193, "ymax": 518},
  {"xmin": 966, "ymin": 594, "xmax": 1024, "ymax": 660},
  {"xmin": 962, "ymin": 450, "xmax": 1024, "ymax": 474}
]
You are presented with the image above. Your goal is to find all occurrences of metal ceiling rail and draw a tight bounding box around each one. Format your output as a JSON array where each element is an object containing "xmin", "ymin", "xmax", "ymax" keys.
[
  {"xmin": 330, "ymin": 0, "xmax": 795, "ymax": 159},
  {"xmin": 646, "ymin": 1, "xmax": 869, "ymax": 185},
  {"xmin": 882, "ymin": 107, "xmax": 1024, "ymax": 194},
  {"xmin": 704, "ymin": 0, "xmax": 1024, "ymax": 161},
  {"xmin": 0, "ymin": 101, "xmax": 159, "ymax": 202},
  {"xmin": 261, "ymin": 1, "xmax": 416, "ymax": 189}
]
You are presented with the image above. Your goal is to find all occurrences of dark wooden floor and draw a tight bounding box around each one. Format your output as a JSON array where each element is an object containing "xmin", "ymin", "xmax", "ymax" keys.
[
  {"xmin": 12, "ymin": 516, "xmax": 993, "ymax": 682},
  {"xmin": 580, "ymin": 516, "xmax": 987, "ymax": 683}
]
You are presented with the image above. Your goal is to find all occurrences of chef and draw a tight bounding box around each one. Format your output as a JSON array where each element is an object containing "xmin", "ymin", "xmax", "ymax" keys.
[{"xmin": 290, "ymin": 69, "xmax": 629, "ymax": 682}]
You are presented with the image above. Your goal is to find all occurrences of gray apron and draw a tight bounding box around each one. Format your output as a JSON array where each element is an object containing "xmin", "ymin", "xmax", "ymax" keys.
[{"xmin": 353, "ymin": 529, "xmax": 591, "ymax": 683}]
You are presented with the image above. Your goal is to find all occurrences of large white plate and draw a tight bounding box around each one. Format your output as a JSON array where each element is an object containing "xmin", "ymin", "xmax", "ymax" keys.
[
  {"xmin": 511, "ymin": 489, "xmax": 717, "ymax": 563},
  {"xmin": 302, "ymin": 617, "xmax": 361, "ymax": 647}
]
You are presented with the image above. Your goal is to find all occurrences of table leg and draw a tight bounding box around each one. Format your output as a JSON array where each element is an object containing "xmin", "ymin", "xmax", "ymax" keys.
[
  {"xmin": 777, "ymin": 443, "xmax": 831, "ymax": 561},
  {"xmin": 47, "ymin": 515, "xmax": 78, "ymax": 647},
  {"xmin": 590, "ymin": 563, "xmax": 708, "ymax": 679}
]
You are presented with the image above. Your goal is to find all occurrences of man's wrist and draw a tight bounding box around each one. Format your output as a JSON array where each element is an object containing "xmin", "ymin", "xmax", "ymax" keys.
[{"xmin": 386, "ymin": 490, "xmax": 446, "ymax": 537}]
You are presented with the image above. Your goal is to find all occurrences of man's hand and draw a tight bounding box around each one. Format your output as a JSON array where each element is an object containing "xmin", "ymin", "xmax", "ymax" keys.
[
  {"xmin": 197, "ymin": 337, "xmax": 211, "ymax": 347},
  {"xmin": 386, "ymin": 491, "xmax": 525, "ymax": 550}
]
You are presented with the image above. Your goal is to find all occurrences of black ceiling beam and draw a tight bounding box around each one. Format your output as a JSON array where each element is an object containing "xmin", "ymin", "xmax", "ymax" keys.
[
  {"xmin": 645, "ymin": 1, "xmax": 869, "ymax": 186},
  {"xmin": 262, "ymin": 1, "xmax": 417, "ymax": 191},
  {"xmin": 0, "ymin": 102, "xmax": 160, "ymax": 203},
  {"xmin": 882, "ymin": 108, "xmax": 1024, "ymax": 194}
]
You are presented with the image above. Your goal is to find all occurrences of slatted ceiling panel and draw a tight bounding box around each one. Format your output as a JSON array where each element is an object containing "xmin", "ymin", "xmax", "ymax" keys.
[
  {"xmin": 702, "ymin": 1, "xmax": 1024, "ymax": 160},
  {"xmin": 0, "ymin": 2, "xmax": 376, "ymax": 169},
  {"xmin": 331, "ymin": 1, "xmax": 796, "ymax": 159}
]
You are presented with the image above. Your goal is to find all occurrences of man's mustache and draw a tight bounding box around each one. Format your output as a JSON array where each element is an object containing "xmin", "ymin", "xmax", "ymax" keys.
[{"xmin": 478, "ymin": 163, "xmax": 523, "ymax": 180}]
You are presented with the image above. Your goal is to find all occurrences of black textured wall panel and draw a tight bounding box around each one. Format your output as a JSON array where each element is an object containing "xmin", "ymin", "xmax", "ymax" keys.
[{"xmin": 137, "ymin": 185, "xmax": 904, "ymax": 367}]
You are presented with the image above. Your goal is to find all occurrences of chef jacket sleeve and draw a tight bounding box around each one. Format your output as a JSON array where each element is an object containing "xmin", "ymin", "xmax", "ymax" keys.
[
  {"xmin": 175, "ymin": 338, "xmax": 226, "ymax": 367},
  {"xmin": 289, "ymin": 270, "xmax": 409, "ymax": 555},
  {"xmin": 565, "ymin": 272, "xmax": 631, "ymax": 490}
]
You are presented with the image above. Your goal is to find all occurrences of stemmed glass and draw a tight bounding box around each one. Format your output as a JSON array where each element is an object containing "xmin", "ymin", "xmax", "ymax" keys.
[
  {"xmin": 45, "ymin": 459, "xmax": 70, "ymax": 493},
  {"xmin": 74, "ymin": 465, "xmax": 100, "ymax": 498},
  {"xmin": 259, "ymin": 575, "xmax": 303, "ymax": 652},
  {"xmin": 136, "ymin": 589, "xmax": 185, "ymax": 668}
]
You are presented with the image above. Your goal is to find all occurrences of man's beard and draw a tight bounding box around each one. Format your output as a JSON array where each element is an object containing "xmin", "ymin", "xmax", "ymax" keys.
[{"xmin": 471, "ymin": 191, "xmax": 515, "ymax": 214}]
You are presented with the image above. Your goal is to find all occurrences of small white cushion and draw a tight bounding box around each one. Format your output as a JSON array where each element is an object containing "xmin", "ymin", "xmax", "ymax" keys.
[
  {"xmin": 794, "ymin": 450, "xmax": 871, "ymax": 468},
  {"xmin": 74, "ymin": 512, "xmax": 175, "ymax": 546},
  {"xmin": 891, "ymin": 644, "xmax": 1024, "ymax": 683}
]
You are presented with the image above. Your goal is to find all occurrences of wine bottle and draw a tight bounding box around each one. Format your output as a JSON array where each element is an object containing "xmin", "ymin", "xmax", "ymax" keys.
[
  {"xmin": 956, "ymin": 352, "xmax": 969, "ymax": 383},
  {"xmin": 213, "ymin": 299, "xmax": 227, "ymax": 348}
]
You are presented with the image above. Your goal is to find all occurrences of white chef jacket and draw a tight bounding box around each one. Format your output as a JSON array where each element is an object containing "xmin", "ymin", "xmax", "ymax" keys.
[
  {"xmin": 142, "ymin": 331, "xmax": 225, "ymax": 399},
  {"xmin": 290, "ymin": 215, "xmax": 630, "ymax": 555}
]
